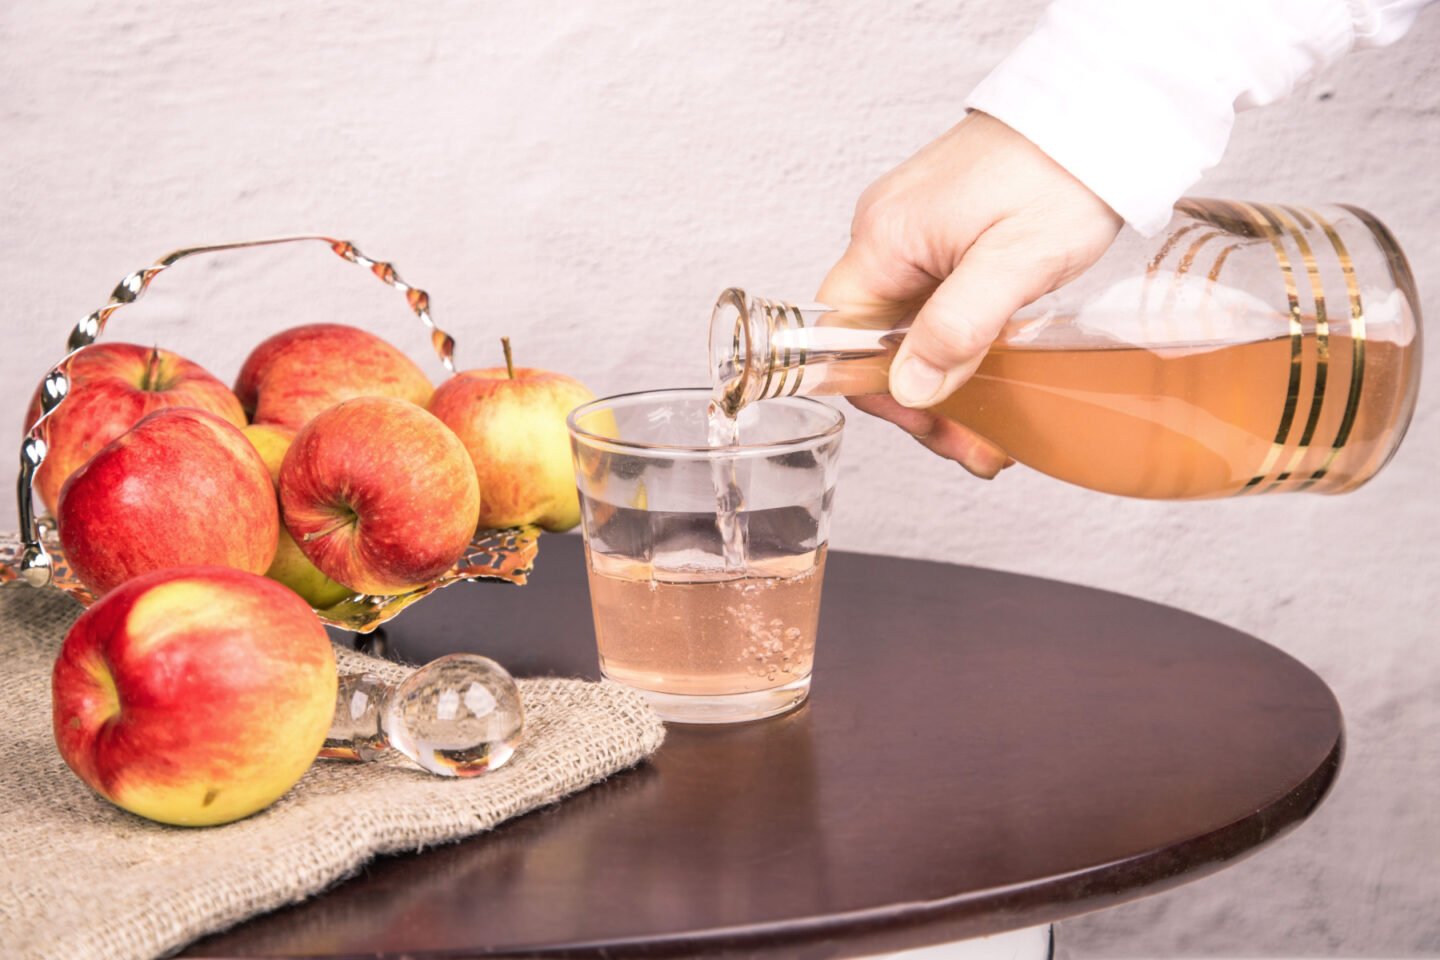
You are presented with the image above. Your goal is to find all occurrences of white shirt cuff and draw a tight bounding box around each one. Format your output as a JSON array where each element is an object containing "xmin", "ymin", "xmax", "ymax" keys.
[{"xmin": 964, "ymin": 0, "xmax": 1377, "ymax": 236}]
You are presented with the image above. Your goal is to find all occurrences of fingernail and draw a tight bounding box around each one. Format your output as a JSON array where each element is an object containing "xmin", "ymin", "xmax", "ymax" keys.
[
  {"xmin": 892, "ymin": 356, "xmax": 945, "ymax": 407},
  {"xmin": 964, "ymin": 452, "xmax": 1011, "ymax": 480},
  {"xmin": 971, "ymin": 460, "xmax": 1003, "ymax": 480}
]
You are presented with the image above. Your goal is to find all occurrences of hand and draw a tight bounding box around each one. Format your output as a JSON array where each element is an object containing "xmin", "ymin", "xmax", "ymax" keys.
[{"xmin": 817, "ymin": 112, "xmax": 1122, "ymax": 477}]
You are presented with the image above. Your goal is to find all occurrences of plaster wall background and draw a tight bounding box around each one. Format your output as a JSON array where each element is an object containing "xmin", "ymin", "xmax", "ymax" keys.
[{"xmin": 2, "ymin": 2, "xmax": 1436, "ymax": 954}]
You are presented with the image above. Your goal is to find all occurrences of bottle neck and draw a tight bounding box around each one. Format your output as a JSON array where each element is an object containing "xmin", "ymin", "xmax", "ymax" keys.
[{"xmin": 709, "ymin": 288, "xmax": 897, "ymax": 416}]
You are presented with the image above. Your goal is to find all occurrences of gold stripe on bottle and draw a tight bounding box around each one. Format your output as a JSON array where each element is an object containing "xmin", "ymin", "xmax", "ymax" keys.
[
  {"xmin": 1176, "ymin": 231, "xmax": 1223, "ymax": 277},
  {"xmin": 1170, "ymin": 230, "xmax": 1224, "ymax": 342},
  {"xmin": 1264, "ymin": 204, "xmax": 1330, "ymax": 490},
  {"xmin": 1177, "ymin": 197, "xmax": 1251, "ymax": 234},
  {"xmin": 1226, "ymin": 199, "xmax": 1305, "ymax": 493},
  {"xmin": 784, "ymin": 304, "xmax": 808, "ymax": 397},
  {"xmin": 1207, "ymin": 243, "xmax": 1243, "ymax": 283},
  {"xmin": 757, "ymin": 300, "xmax": 778, "ymax": 400},
  {"xmin": 1136, "ymin": 223, "xmax": 1205, "ymax": 345},
  {"xmin": 1286, "ymin": 206, "xmax": 1316, "ymax": 230},
  {"xmin": 763, "ymin": 301, "xmax": 793, "ymax": 401},
  {"xmin": 1301, "ymin": 207, "xmax": 1367, "ymax": 488},
  {"xmin": 1146, "ymin": 222, "xmax": 1204, "ymax": 274},
  {"xmin": 1175, "ymin": 202, "xmax": 1248, "ymax": 334}
]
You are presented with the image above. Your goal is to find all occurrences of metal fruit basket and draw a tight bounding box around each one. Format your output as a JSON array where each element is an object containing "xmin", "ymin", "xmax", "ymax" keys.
[{"xmin": 2, "ymin": 236, "xmax": 539, "ymax": 632}]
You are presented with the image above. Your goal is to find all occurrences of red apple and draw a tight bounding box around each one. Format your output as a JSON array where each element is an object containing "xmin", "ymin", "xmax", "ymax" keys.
[
  {"xmin": 52, "ymin": 565, "xmax": 337, "ymax": 826},
  {"xmin": 24, "ymin": 343, "xmax": 246, "ymax": 517},
  {"xmin": 428, "ymin": 339, "xmax": 596, "ymax": 531},
  {"xmin": 279, "ymin": 397, "xmax": 480, "ymax": 595},
  {"xmin": 236, "ymin": 323, "xmax": 434, "ymax": 430},
  {"xmin": 242, "ymin": 424, "xmax": 354, "ymax": 609},
  {"xmin": 58, "ymin": 407, "xmax": 280, "ymax": 597}
]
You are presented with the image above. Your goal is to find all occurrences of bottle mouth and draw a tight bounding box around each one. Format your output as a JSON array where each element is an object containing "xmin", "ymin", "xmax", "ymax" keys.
[
  {"xmin": 709, "ymin": 287, "xmax": 752, "ymax": 417},
  {"xmin": 708, "ymin": 288, "xmax": 816, "ymax": 416}
]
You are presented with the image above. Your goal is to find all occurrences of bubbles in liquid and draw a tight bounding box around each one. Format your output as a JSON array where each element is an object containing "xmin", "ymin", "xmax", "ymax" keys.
[
  {"xmin": 588, "ymin": 548, "xmax": 826, "ymax": 697},
  {"xmin": 384, "ymin": 654, "xmax": 524, "ymax": 777},
  {"xmin": 734, "ymin": 583, "xmax": 818, "ymax": 682}
]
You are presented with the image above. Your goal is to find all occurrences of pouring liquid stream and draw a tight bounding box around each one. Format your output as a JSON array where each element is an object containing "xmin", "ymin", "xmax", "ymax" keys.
[{"xmin": 706, "ymin": 396, "xmax": 748, "ymax": 571}]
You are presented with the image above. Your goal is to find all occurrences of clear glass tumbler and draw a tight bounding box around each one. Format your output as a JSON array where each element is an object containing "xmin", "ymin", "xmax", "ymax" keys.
[{"xmin": 567, "ymin": 388, "xmax": 844, "ymax": 724}]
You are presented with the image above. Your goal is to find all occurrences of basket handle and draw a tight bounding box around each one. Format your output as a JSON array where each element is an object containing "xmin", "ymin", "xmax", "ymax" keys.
[{"xmin": 17, "ymin": 235, "xmax": 456, "ymax": 587}]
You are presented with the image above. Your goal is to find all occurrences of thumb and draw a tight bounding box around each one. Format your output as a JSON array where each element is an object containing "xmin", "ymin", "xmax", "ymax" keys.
[{"xmin": 889, "ymin": 233, "xmax": 1064, "ymax": 408}]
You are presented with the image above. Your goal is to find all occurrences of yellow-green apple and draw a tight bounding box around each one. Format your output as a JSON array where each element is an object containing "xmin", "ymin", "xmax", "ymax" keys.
[
  {"xmin": 265, "ymin": 533, "xmax": 355, "ymax": 610},
  {"xmin": 51, "ymin": 565, "xmax": 337, "ymax": 826},
  {"xmin": 24, "ymin": 343, "xmax": 246, "ymax": 517},
  {"xmin": 242, "ymin": 424, "xmax": 353, "ymax": 609},
  {"xmin": 236, "ymin": 323, "xmax": 434, "ymax": 430},
  {"xmin": 58, "ymin": 408, "xmax": 279, "ymax": 597},
  {"xmin": 241, "ymin": 423, "xmax": 297, "ymax": 485},
  {"xmin": 279, "ymin": 397, "xmax": 480, "ymax": 595},
  {"xmin": 427, "ymin": 339, "xmax": 596, "ymax": 531}
]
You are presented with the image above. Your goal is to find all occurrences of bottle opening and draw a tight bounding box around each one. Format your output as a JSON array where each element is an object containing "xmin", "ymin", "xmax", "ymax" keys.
[{"xmin": 709, "ymin": 288, "xmax": 752, "ymax": 418}]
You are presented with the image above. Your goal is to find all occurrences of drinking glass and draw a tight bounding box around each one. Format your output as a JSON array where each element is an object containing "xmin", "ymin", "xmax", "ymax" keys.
[{"xmin": 567, "ymin": 388, "xmax": 843, "ymax": 723}]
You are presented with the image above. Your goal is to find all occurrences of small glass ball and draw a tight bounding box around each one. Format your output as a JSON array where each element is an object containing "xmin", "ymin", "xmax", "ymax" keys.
[{"xmin": 384, "ymin": 654, "xmax": 524, "ymax": 777}]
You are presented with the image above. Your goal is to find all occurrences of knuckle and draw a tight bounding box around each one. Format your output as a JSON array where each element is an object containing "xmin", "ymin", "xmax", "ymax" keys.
[
  {"xmin": 978, "ymin": 211, "xmax": 1093, "ymax": 284},
  {"xmin": 985, "ymin": 227, "xmax": 1071, "ymax": 280},
  {"xmin": 850, "ymin": 184, "xmax": 906, "ymax": 243}
]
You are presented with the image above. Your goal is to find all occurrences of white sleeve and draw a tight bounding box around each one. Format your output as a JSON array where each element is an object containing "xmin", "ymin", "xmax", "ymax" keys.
[{"xmin": 964, "ymin": 0, "xmax": 1433, "ymax": 236}]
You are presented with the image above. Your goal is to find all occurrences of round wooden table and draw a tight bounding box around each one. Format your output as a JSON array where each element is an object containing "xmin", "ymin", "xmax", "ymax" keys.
[{"xmin": 185, "ymin": 535, "xmax": 1342, "ymax": 959}]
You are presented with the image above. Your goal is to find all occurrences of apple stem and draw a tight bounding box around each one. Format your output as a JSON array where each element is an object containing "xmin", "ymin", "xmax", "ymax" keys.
[
  {"xmin": 501, "ymin": 337, "xmax": 515, "ymax": 380},
  {"xmin": 142, "ymin": 345, "xmax": 163, "ymax": 392},
  {"xmin": 303, "ymin": 510, "xmax": 358, "ymax": 543}
]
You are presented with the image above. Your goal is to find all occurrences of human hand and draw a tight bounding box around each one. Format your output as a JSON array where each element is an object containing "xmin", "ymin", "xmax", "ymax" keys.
[{"xmin": 817, "ymin": 111, "xmax": 1122, "ymax": 477}]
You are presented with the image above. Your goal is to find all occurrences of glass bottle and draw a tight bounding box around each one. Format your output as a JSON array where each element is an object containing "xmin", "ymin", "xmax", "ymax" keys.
[{"xmin": 710, "ymin": 199, "xmax": 1423, "ymax": 500}]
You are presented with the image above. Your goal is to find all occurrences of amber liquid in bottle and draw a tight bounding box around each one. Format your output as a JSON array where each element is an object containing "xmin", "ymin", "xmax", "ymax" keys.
[{"xmin": 932, "ymin": 335, "xmax": 1416, "ymax": 499}]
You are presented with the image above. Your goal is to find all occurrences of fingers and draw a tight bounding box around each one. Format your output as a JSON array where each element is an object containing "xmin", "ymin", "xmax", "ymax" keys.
[
  {"xmin": 888, "ymin": 227, "xmax": 1065, "ymax": 408},
  {"xmin": 811, "ymin": 111, "xmax": 1125, "ymax": 474},
  {"xmin": 847, "ymin": 392, "xmax": 937, "ymax": 439},
  {"xmin": 848, "ymin": 394, "xmax": 1012, "ymax": 479},
  {"xmin": 815, "ymin": 237, "xmax": 934, "ymax": 327}
]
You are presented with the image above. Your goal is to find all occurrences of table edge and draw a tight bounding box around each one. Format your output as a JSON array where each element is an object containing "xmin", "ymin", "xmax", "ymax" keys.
[{"xmin": 189, "ymin": 543, "xmax": 1349, "ymax": 959}]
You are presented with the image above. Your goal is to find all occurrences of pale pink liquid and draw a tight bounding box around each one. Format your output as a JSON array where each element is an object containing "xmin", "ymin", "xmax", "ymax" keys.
[{"xmin": 587, "ymin": 547, "xmax": 826, "ymax": 696}]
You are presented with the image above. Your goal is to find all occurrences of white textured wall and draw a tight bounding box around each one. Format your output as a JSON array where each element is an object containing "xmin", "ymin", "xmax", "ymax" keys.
[{"xmin": 2, "ymin": 2, "xmax": 1436, "ymax": 955}]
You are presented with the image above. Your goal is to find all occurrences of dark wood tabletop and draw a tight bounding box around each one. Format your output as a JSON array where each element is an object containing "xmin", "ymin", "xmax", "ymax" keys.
[{"xmin": 185, "ymin": 534, "xmax": 1342, "ymax": 959}]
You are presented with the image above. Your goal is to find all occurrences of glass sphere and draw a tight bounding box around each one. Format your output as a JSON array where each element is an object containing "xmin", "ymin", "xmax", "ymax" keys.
[{"xmin": 384, "ymin": 654, "xmax": 524, "ymax": 777}]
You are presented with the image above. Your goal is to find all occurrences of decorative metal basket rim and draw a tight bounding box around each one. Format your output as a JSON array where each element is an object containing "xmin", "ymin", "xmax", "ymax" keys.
[{"xmin": 11, "ymin": 235, "xmax": 537, "ymax": 633}]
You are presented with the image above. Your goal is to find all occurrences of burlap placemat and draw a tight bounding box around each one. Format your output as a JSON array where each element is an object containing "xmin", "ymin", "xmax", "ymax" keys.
[{"xmin": 0, "ymin": 584, "xmax": 666, "ymax": 960}]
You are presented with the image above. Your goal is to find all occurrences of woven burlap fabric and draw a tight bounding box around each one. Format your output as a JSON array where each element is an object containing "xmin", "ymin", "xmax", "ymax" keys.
[{"xmin": 0, "ymin": 585, "xmax": 666, "ymax": 960}]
